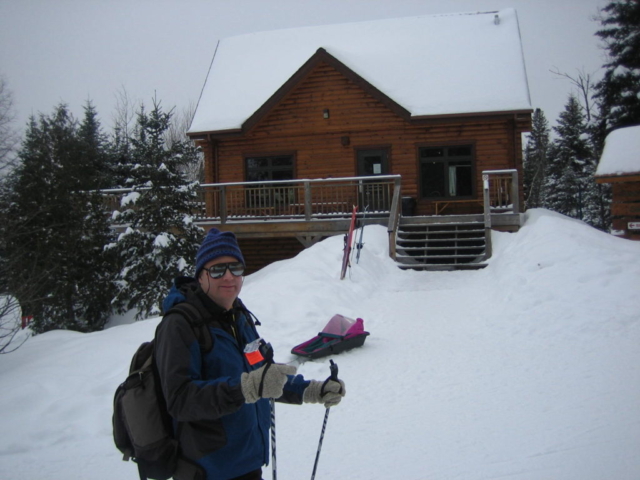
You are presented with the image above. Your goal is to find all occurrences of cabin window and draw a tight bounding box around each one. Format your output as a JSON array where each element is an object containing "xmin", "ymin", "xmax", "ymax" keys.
[
  {"xmin": 419, "ymin": 145, "xmax": 473, "ymax": 199},
  {"xmin": 244, "ymin": 155, "xmax": 295, "ymax": 215},
  {"xmin": 245, "ymin": 155, "xmax": 294, "ymax": 182},
  {"xmin": 357, "ymin": 149, "xmax": 389, "ymax": 176}
]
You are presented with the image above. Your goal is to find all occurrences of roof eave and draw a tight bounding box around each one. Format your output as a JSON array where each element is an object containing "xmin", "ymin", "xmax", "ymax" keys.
[
  {"xmin": 187, "ymin": 108, "xmax": 534, "ymax": 139},
  {"xmin": 595, "ymin": 172, "xmax": 640, "ymax": 183},
  {"xmin": 410, "ymin": 109, "xmax": 532, "ymax": 123}
]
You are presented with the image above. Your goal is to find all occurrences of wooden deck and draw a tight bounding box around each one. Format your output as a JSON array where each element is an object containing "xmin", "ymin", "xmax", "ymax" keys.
[{"xmin": 101, "ymin": 170, "xmax": 521, "ymax": 271}]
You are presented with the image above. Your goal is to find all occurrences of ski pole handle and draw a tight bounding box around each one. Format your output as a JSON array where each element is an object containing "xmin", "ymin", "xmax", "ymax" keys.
[
  {"xmin": 329, "ymin": 359, "xmax": 338, "ymax": 381},
  {"xmin": 321, "ymin": 360, "xmax": 341, "ymax": 396}
]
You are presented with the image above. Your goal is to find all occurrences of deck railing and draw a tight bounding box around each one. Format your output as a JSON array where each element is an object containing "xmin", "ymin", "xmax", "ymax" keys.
[
  {"xmin": 196, "ymin": 175, "xmax": 401, "ymax": 223},
  {"xmin": 482, "ymin": 169, "xmax": 519, "ymax": 221},
  {"xmin": 100, "ymin": 171, "xmax": 517, "ymax": 229},
  {"xmin": 101, "ymin": 176, "xmax": 402, "ymax": 225}
]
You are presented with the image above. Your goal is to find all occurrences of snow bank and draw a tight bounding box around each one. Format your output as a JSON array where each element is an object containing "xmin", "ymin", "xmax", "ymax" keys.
[{"xmin": 0, "ymin": 209, "xmax": 638, "ymax": 479}]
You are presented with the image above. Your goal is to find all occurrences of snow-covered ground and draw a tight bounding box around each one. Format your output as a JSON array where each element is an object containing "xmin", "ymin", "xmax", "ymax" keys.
[{"xmin": 1, "ymin": 208, "xmax": 639, "ymax": 480}]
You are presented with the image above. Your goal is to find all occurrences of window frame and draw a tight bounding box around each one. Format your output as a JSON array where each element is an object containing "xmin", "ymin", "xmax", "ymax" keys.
[
  {"xmin": 356, "ymin": 147, "xmax": 390, "ymax": 177},
  {"xmin": 244, "ymin": 153, "xmax": 296, "ymax": 182},
  {"xmin": 417, "ymin": 144, "xmax": 476, "ymax": 200}
]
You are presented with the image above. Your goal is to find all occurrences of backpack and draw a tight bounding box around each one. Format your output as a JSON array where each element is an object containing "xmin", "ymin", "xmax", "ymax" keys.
[{"xmin": 112, "ymin": 303, "xmax": 212, "ymax": 480}]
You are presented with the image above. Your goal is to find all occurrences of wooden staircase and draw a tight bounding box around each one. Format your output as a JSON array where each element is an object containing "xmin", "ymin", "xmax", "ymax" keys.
[{"xmin": 394, "ymin": 216, "xmax": 490, "ymax": 271}]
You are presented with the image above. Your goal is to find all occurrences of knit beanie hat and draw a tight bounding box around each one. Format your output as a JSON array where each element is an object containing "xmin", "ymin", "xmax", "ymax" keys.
[{"xmin": 195, "ymin": 228, "xmax": 245, "ymax": 277}]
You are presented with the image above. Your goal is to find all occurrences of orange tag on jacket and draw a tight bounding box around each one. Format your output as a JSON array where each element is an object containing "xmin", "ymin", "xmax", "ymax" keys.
[{"xmin": 245, "ymin": 349, "xmax": 264, "ymax": 365}]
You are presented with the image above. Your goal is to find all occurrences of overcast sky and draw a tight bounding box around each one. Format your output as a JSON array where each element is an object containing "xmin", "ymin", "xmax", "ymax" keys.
[{"xmin": 0, "ymin": 0, "xmax": 607, "ymax": 135}]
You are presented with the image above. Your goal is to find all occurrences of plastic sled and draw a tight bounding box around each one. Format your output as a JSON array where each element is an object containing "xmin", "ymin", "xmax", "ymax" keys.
[{"xmin": 291, "ymin": 314, "xmax": 370, "ymax": 359}]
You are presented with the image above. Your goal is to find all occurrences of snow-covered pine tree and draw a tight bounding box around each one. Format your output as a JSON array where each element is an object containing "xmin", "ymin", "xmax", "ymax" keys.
[
  {"xmin": 523, "ymin": 108, "xmax": 550, "ymax": 209},
  {"xmin": 0, "ymin": 76, "xmax": 19, "ymax": 174},
  {"xmin": 1, "ymin": 104, "xmax": 116, "ymax": 333},
  {"xmin": 77, "ymin": 101, "xmax": 117, "ymax": 190},
  {"xmin": 594, "ymin": 0, "xmax": 640, "ymax": 130},
  {"xmin": 549, "ymin": 68, "xmax": 613, "ymax": 231},
  {"xmin": 110, "ymin": 101, "xmax": 203, "ymax": 319},
  {"xmin": 542, "ymin": 95, "xmax": 592, "ymax": 219},
  {"xmin": 72, "ymin": 103, "xmax": 119, "ymax": 329},
  {"xmin": 579, "ymin": 110, "xmax": 612, "ymax": 231}
]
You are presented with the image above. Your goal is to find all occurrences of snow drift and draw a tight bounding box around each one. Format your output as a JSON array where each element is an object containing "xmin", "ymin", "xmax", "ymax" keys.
[{"xmin": 0, "ymin": 209, "xmax": 639, "ymax": 479}]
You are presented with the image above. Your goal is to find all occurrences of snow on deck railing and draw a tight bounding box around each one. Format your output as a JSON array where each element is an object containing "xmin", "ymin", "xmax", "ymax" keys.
[
  {"xmin": 482, "ymin": 169, "xmax": 519, "ymax": 217},
  {"xmin": 102, "ymin": 175, "xmax": 402, "ymax": 225},
  {"xmin": 200, "ymin": 175, "xmax": 402, "ymax": 224}
]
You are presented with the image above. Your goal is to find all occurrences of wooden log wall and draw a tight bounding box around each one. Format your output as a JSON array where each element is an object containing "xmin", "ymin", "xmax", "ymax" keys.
[
  {"xmin": 200, "ymin": 61, "xmax": 530, "ymax": 218},
  {"xmin": 611, "ymin": 181, "xmax": 640, "ymax": 240},
  {"xmin": 194, "ymin": 61, "xmax": 531, "ymax": 269},
  {"xmin": 238, "ymin": 237, "xmax": 306, "ymax": 275}
]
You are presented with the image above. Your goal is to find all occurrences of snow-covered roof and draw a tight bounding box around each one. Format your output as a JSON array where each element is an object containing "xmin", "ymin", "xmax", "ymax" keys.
[
  {"xmin": 596, "ymin": 125, "xmax": 640, "ymax": 178},
  {"xmin": 188, "ymin": 9, "xmax": 532, "ymax": 134}
]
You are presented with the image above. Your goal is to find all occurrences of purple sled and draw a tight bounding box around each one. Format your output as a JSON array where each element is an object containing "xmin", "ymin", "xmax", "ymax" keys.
[{"xmin": 291, "ymin": 314, "xmax": 370, "ymax": 359}]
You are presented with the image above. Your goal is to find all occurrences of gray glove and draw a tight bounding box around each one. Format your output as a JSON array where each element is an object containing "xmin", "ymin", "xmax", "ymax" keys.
[
  {"xmin": 241, "ymin": 363, "xmax": 297, "ymax": 403},
  {"xmin": 303, "ymin": 378, "xmax": 346, "ymax": 407}
]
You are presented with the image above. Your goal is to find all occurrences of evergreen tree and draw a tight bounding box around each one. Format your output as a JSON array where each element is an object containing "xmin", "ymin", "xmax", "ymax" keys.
[
  {"xmin": 594, "ymin": 0, "xmax": 640, "ymax": 130},
  {"xmin": 77, "ymin": 101, "xmax": 117, "ymax": 189},
  {"xmin": 582, "ymin": 112, "xmax": 613, "ymax": 231},
  {"xmin": 110, "ymin": 101, "xmax": 203, "ymax": 319},
  {"xmin": 1, "ymin": 104, "xmax": 116, "ymax": 333},
  {"xmin": 549, "ymin": 69, "xmax": 613, "ymax": 231},
  {"xmin": 0, "ymin": 75, "xmax": 19, "ymax": 174},
  {"xmin": 542, "ymin": 95, "xmax": 593, "ymax": 219},
  {"xmin": 523, "ymin": 108, "xmax": 550, "ymax": 209}
]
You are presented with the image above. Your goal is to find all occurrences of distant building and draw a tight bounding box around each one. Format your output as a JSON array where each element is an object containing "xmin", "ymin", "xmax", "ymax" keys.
[{"xmin": 596, "ymin": 125, "xmax": 640, "ymax": 240}]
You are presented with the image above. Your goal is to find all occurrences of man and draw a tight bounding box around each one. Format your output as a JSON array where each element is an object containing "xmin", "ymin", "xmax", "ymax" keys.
[{"xmin": 155, "ymin": 228, "xmax": 345, "ymax": 480}]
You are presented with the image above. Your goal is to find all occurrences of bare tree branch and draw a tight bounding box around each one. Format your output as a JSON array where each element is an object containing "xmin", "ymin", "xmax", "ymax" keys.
[
  {"xmin": 0, "ymin": 76, "xmax": 19, "ymax": 174},
  {"xmin": 166, "ymin": 102, "xmax": 203, "ymax": 182},
  {"xmin": 550, "ymin": 67, "xmax": 598, "ymax": 123},
  {"xmin": 0, "ymin": 295, "xmax": 30, "ymax": 354}
]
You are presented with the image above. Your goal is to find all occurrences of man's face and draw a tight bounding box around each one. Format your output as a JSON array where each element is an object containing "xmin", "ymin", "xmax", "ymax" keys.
[{"xmin": 198, "ymin": 255, "xmax": 243, "ymax": 310}]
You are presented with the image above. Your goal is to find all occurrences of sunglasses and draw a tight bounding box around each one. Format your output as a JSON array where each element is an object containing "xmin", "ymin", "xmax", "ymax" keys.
[{"xmin": 203, "ymin": 261, "xmax": 245, "ymax": 279}]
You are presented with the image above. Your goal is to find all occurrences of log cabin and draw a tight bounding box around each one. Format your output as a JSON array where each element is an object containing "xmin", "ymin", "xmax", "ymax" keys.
[
  {"xmin": 184, "ymin": 9, "xmax": 533, "ymax": 273},
  {"xmin": 595, "ymin": 125, "xmax": 640, "ymax": 241}
]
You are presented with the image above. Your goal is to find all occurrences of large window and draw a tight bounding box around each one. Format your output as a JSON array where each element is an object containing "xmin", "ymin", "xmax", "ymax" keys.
[
  {"xmin": 420, "ymin": 145, "xmax": 473, "ymax": 199},
  {"xmin": 245, "ymin": 155, "xmax": 294, "ymax": 182},
  {"xmin": 244, "ymin": 155, "xmax": 295, "ymax": 214}
]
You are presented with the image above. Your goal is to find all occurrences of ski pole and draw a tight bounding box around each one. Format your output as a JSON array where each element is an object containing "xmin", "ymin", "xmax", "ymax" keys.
[
  {"xmin": 310, "ymin": 360, "xmax": 339, "ymax": 480},
  {"xmin": 250, "ymin": 340, "xmax": 278, "ymax": 480},
  {"xmin": 270, "ymin": 398, "xmax": 277, "ymax": 480},
  {"xmin": 356, "ymin": 205, "xmax": 368, "ymax": 264},
  {"xmin": 263, "ymin": 343, "xmax": 278, "ymax": 480}
]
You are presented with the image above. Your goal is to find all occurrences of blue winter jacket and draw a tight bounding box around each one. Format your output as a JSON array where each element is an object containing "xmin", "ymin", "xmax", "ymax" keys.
[{"xmin": 155, "ymin": 277, "xmax": 308, "ymax": 480}]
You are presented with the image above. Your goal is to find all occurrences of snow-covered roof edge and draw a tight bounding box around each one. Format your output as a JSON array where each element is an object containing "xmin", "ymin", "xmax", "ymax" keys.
[
  {"xmin": 188, "ymin": 9, "xmax": 532, "ymax": 135},
  {"xmin": 596, "ymin": 124, "xmax": 640, "ymax": 178}
]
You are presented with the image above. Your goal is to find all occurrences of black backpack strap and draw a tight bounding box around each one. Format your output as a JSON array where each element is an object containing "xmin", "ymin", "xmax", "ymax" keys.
[
  {"xmin": 165, "ymin": 303, "xmax": 214, "ymax": 353},
  {"xmin": 173, "ymin": 457, "xmax": 206, "ymax": 480},
  {"xmin": 137, "ymin": 462, "xmax": 146, "ymax": 480}
]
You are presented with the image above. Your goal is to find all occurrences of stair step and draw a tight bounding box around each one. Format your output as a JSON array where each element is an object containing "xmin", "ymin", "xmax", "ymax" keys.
[
  {"xmin": 396, "ymin": 253, "xmax": 484, "ymax": 260},
  {"xmin": 398, "ymin": 233, "xmax": 485, "ymax": 240},
  {"xmin": 396, "ymin": 245, "xmax": 485, "ymax": 252},
  {"xmin": 398, "ymin": 228, "xmax": 485, "ymax": 235},
  {"xmin": 399, "ymin": 224, "xmax": 485, "ymax": 231},
  {"xmin": 396, "ymin": 236, "xmax": 486, "ymax": 244},
  {"xmin": 397, "ymin": 263, "xmax": 488, "ymax": 271},
  {"xmin": 395, "ymin": 217, "xmax": 489, "ymax": 271}
]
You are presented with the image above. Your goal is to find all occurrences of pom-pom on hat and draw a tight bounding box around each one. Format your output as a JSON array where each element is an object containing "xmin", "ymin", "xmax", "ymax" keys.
[{"xmin": 195, "ymin": 228, "xmax": 245, "ymax": 277}]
